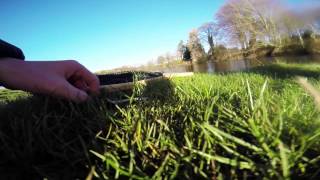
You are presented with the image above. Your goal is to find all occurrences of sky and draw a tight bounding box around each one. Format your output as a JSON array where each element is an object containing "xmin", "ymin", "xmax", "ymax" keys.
[{"xmin": 1, "ymin": 0, "xmax": 319, "ymax": 71}]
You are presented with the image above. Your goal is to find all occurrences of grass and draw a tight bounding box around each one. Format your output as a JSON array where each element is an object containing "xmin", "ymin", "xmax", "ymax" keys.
[
  {"xmin": 0, "ymin": 89, "xmax": 30, "ymax": 103},
  {"xmin": 1, "ymin": 63, "xmax": 320, "ymax": 179}
]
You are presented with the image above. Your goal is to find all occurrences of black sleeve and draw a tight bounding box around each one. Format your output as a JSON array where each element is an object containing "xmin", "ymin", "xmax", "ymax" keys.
[{"xmin": 0, "ymin": 39, "xmax": 25, "ymax": 60}]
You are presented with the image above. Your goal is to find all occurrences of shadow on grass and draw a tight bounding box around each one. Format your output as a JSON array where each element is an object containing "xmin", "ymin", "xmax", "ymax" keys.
[
  {"xmin": 250, "ymin": 63, "xmax": 320, "ymax": 79},
  {"xmin": 143, "ymin": 79, "xmax": 188, "ymax": 145},
  {"xmin": 142, "ymin": 78, "xmax": 175, "ymax": 101},
  {"xmin": 0, "ymin": 78, "xmax": 177, "ymax": 179},
  {"xmin": 0, "ymin": 95, "xmax": 111, "ymax": 179}
]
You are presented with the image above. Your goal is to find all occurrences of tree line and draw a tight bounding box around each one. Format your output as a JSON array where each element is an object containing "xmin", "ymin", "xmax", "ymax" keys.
[{"xmin": 177, "ymin": 0, "xmax": 320, "ymax": 63}]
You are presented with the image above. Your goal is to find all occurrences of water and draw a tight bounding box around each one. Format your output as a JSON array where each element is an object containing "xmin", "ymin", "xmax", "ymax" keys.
[{"xmin": 158, "ymin": 55, "xmax": 320, "ymax": 73}]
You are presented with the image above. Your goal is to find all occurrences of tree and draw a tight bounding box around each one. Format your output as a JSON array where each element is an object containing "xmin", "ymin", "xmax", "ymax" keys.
[
  {"xmin": 146, "ymin": 59, "xmax": 156, "ymax": 66},
  {"xmin": 165, "ymin": 52, "xmax": 175, "ymax": 63},
  {"xmin": 183, "ymin": 46, "xmax": 191, "ymax": 61},
  {"xmin": 216, "ymin": 0, "xmax": 249, "ymax": 49},
  {"xmin": 199, "ymin": 22, "xmax": 220, "ymax": 57},
  {"xmin": 280, "ymin": 9, "xmax": 307, "ymax": 47},
  {"xmin": 188, "ymin": 29, "xmax": 206, "ymax": 62},
  {"xmin": 216, "ymin": 0, "xmax": 285, "ymax": 49},
  {"xmin": 157, "ymin": 55, "xmax": 166, "ymax": 64},
  {"xmin": 177, "ymin": 40, "xmax": 185, "ymax": 60}
]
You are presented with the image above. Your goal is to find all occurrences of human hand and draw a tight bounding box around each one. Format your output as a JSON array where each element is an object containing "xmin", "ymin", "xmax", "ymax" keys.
[{"xmin": 0, "ymin": 58, "xmax": 100, "ymax": 102}]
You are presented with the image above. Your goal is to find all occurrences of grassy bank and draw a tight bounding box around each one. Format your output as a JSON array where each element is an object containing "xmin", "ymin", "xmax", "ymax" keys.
[
  {"xmin": 97, "ymin": 60, "xmax": 188, "ymax": 74},
  {"xmin": 0, "ymin": 63, "xmax": 320, "ymax": 179}
]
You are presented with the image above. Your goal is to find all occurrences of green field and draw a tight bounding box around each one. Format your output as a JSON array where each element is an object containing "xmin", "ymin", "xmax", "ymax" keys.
[{"xmin": 0, "ymin": 63, "xmax": 320, "ymax": 179}]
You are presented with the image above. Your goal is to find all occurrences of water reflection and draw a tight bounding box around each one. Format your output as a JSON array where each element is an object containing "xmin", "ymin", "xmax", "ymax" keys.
[{"xmin": 160, "ymin": 55, "xmax": 320, "ymax": 73}]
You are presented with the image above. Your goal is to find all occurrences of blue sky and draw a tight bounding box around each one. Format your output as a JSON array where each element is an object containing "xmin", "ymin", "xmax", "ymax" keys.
[{"xmin": 1, "ymin": 0, "xmax": 318, "ymax": 71}]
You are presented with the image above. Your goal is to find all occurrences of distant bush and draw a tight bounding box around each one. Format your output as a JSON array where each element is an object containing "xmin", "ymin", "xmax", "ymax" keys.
[
  {"xmin": 245, "ymin": 45, "xmax": 275, "ymax": 59},
  {"xmin": 272, "ymin": 32, "xmax": 320, "ymax": 56},
  {"xmin": 305, "ymin": 34, "xmax": 320, "ymax": 54},
  {"xmin": 209, "ymin": 45, "xmax": 243, "ymax": 61},
  {"xmin": 272, "ymin": 44, "xmax": 308, "ymax": 56}
]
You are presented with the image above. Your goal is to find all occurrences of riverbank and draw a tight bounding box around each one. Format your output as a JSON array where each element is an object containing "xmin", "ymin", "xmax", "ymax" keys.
[
  {"xmin": 0, "ymin": 63, "xmax": 320, "ymax": 179},
  {"xmin": 206, "ymin": 45, "xmax": 320, "ymax": 64},
  {"xmin": 102, "ymin": 42, "xmax": 320, "ymax": 74},
  {"xmin": 96, "ymin": 59, "xmax": 189, "ymax": 74}
]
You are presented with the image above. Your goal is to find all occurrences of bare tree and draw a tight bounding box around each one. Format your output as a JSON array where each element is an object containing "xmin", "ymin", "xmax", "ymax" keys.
[
  {"xmin": 216, "ymin": 0, "xmax": 249, "ymax": 49},
  {"xmin": 165, "ymin": 52, "xmax": 175, "ymax": 63},
  {"xmin": 157, "ymin": 55, "xmax": 166, "ymax": 65},
  {"xmin": 216, "ymin": 0, "xmax": 286, "ymax": 48},
  {"xmin": 199, "ymin": 22, "xmax": 220, "ymax": 56},
  {"xmin": 188, "ymin": 29, "xmax": 206, "ymax": 62},
  {"xmin": 177, "ymin": 40, "xmax": 185, "ymax": 60}
]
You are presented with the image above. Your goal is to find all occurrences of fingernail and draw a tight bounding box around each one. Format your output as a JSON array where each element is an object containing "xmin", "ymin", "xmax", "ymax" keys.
[{"xmin": 78, "ymin": 91, "xmax": 88, "ymax": 102}]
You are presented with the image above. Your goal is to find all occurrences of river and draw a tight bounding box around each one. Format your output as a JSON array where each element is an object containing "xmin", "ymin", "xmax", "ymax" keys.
[{"xmin": 156, "ymin": 55, "xmax": 320, "ymax": 73}]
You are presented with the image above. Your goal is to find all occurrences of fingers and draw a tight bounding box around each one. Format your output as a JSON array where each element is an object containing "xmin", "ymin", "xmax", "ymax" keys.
[
  {"xmin": 53, "ymin": 60, "xmax": 99, "ymax": 102},
  {"xmin": 64, "ymin": 60, "xmax": 100, "ymax": 95},
  {"xmin": 0, "ymin": 59, "xmax": 98, "ymax": 102},
  {"xmin": 73, "ymin": 80, "xmax": 90, "ymax": 91},
  {"xmin": 75, "ymin": 68, "xmax": 100, "ymax": 95},
  {"xmin": 60, "ymin": 81, "xmax": 89, "ymax": 102}
]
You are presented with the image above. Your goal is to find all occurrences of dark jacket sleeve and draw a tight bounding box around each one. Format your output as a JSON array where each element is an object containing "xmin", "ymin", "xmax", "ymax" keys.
[{"xmin": 0, "ymin": 39, "xmax": 25, "ymax": 60}]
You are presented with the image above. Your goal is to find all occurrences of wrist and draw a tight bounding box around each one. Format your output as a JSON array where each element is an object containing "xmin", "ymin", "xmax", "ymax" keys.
[{"xmin": 0, "ymin": 58, "xmax": 25, "ymax": 86}]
